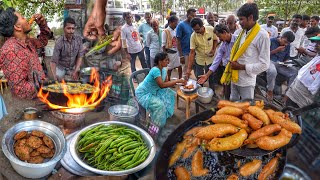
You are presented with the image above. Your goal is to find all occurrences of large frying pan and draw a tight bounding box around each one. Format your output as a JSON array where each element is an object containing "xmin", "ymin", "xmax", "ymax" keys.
[
  {"xmin": 33, "ymin": 72, "xmax": 97, "ymax": 107},
  {"xmin": 155, "ymin": 110, "xmax": 287, "ymax": 180}
]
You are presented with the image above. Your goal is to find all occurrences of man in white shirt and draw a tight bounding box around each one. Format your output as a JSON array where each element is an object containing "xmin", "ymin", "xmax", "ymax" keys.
[
  {"xmin": 205, "ymin": 12, "xmax": 216, "ymax": 27},
  {"xmin": 260, "ymin": 14, "xmax": 278, "ymax": 38},
  {"xmin": 227, "ymin": 3, "xmax": 270, "ymax": 101},
  {"xmin": 162, "ymin": 16, "xmax": 182, "ymax": 80},
  {"xmin": 121, "ymin": 12, "xmax": 147, "ymax": 73},
  {"xmin": 280, "ymin": 14, "xmax": 305, "ymax": 59}
]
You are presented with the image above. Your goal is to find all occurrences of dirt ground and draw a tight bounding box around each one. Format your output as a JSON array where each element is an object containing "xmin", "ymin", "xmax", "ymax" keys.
[{"xmin": 0, "ymin": 60, "xmax": 319, "ymax": 180}]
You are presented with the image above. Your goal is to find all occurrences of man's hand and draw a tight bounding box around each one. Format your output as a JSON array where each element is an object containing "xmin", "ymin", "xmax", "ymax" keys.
[
  {"xmin": 33, "ymin": 14, "xmax": 46, "ymax": 26},
  {"xmin": 106, "ymin": 27, "xmax": 121, "ymax": 55},
  {"xmin": 296, "ymin": 47, "xmax": 305, "ymax": 54},
  {"xmin": 83, "ymin": 3, "xmax": 106, "ymax": 41},
  {"xmin": 276, "ymin": 46, "xmax": 286, "ymax": 52},
  {"xmin": 71, "ymin": 70, "xmax": 79, "ymax": 80},
  {"xmin": 230, "ymin": 61, "xmax": 245, "ymax": 70},
  {"xmin": 185, "ymin": 69, "xmax": 192, "ymax": 79},
  {"xmin": 179, "ymin": 56, "xmax": 185, "ymax": 64},
  {"xmin": 198, "ymin": 74, "xmax": 209, "ymax": 84}
]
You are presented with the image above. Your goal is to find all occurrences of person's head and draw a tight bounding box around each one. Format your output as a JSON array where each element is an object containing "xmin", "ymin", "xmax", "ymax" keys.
[
  {"xmin": 266, "ymin": 14, "xmax": 275, "ymax": 26},
  {"xmin": 305, "ymin": 26, "xmax": 320, "ymax": 39},
  {"xmin": 226, "ymin": 15, "xmax": 237, "ymax": 30},
  {"xmin": 309, "ymin": 34, "xmax": 320, "ymax": 53},
  {"xmin": 301, "ymin": 15, "xmax": 310, "ymax": 28},
  {"xmin": 150, "ymin": 19, "xmax": 159, "ymax": 32},
  {"xmin": 237, "ymin": 3, "xmax": 259, "ymax": 30},
  {"xmin": 219, "ymin": 18, "xmax": 226, "ymax": 25},
  {"xmin": 290, "ymin": 14, "xmax": 302, "ymax": 29},
  {"xmin": 63, "ymin": 17, "xmax": 76, "ymax": 39},
  {"xmin": 278, "ymin": 31, "xmax": 295, "ymax": 46},
  {"xmin": 0, "ymin": 7, "xmax": 32, "ymax": 37},
  {"xmin": 123, "ymin": 12, "xmax": 132, "ymax": 25},
  {"xmin": 186, "ymin": 8, "xmax": 196, "ymax": 21},
  {"xmin": 213, "ymin": 14, "xmax": 219, "ymax": 22},
  {"xmin": 310, "ymin": 16, "xmax": 320, "ymax": 27},
  {"xmin": 168, "ymin": 15, "xmax": 179, "ymax": 29},
  {"xmin": 170, "ymin": 11, "xmax": 177, "ymax": 16},
  {"xmin": 206, "ymin": 12, "xmax": 215, "ymax": 26},
  {"xmin": 190, "ymin": 17, "xmax": 204, "ymax": 34},
  {"xmin": 134, "ymin": 14, "xmax": 141, "ymax": 22},
  {"xmin": 144, "ymin": 12, "xmax": 152, "ymax": 24},
  {"xmin": 214, "ymin": 24, "xmax": 231, "ymax": 42},
  {"xmin": 154, "ymin": 52, "xmax": 169, "ymax": 67}
]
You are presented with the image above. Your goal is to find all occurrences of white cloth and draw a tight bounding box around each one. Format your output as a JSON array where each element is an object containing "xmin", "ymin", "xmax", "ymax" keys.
[
  {"xmin": 235, "ymin": 28, "xmax": 270, "ymax": 87},
  {"xmin": 297, "ymin": 55, "xmax": 320, "ymax": 95},
  {"xmin": 280, "ymin": 27, "xmax": 305, "ymax": 57},
  {"xmin": 0, "ymin": 95, "xmax": 7, "ymax": 121},
  {"xmin": 121, "ymin": 23, "xmax": 143, "ymax": 54},
  {"xmin": 260, "ymin": 24, "xmax": 279, "ymax": 38},
  {"xmin": 161, "ymin": 26, "xmax": 178, "ymax": 51},
  {"xmin": 167, "ymin": 52, "xmax": 181, "ymax": 70}
]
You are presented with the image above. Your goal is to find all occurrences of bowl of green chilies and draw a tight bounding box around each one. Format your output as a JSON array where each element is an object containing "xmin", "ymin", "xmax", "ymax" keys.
[{"xmin": 69, "ymin": 121, "xmax": 156, "ymax": 176}]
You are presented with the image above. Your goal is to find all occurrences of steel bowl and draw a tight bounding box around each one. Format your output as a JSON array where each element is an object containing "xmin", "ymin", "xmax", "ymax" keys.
[
  {"xmin": 197, "ymin": 87, "xmax": 214, "ymax": 104},
  {"xmin": 69, "ymin": 121, "xmax": 156, "ymax": 176},
  {"xmin": 108, "ymin": 105, "xmax": 139, "ymax": 124},
  {"xmin": 1, "ymin": 120, "xmax": 67, "ymax": 179},
  {"xmin": 280, "ymin": 163, "xmax": 311, "ymax": 180}
]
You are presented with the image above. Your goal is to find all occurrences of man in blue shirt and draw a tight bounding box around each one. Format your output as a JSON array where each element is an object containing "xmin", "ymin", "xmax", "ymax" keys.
[
  {"xmin": 198, "ymin": 24, "xmax": 237, "ymax": 99},
  {"xmin": 176, "ymin": 8, "xmax": 196, "ymax": 77},
  {"xmin": 139, "ymin": 12, "xmax": 152, "ymax": 68},
  {"xmin": 266, "ymin": 31, "xmax": 296, "ymax": 100}
]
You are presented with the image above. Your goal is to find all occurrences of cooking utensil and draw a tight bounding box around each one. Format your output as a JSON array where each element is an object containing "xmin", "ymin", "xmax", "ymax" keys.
[
  {"xmin": 1, "ymin": 120, "xmax": 67, "ymax": 179},
  {"xmin": 23, "ymin": 107, "xmax": 39, "ymax": 120},
  {"xmin": 197, "ymin": 87, "xmax": 214, "ymax": 104},
  {"xmin": 69, "ymin": 121, "xmax": 156, "ymax": 176},
  {"xmin": 155, "ymin": 110, "xmax": 287, "ymax": 180},
  {"xmin": 280, "ymin": 163, "xmax": 311, "ymax": 180},
  {"xmin": 108, "ymin": 105, "xmax": 139, "ymax": 124}
]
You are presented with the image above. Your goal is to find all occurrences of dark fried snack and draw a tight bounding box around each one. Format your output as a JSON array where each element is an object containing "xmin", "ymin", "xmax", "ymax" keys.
[
  {"xmin": 30, "ymin": 150, "xmax": 41, "ymax": 157},
  {"xmin": 31, "ymin": 130, "xmax": 45, "ymax": 138},
  {"xmin": 37, "ymin": 145, "xmax": 51, "ymax": 154},
  {"xmin": 14, "ymin": 139, "xmax": 27, "ymax": 148},
  {"xmin": 28, "ymin": 155, "xmax": 44, "ymax": 164},
  {"xmin": 15, "ymin": 146, "xmax": 31, "ymax": 161},
  {"xmin": 14, "ymin": 131, "xmax": 28, "ymax": 140},
  {"xmin": 26, "ymin": 136, "xmax": 43, "ymax": 149},
  {"xmin": 43, "ymin": 135, "xmax": 54, "ymax": 149}
]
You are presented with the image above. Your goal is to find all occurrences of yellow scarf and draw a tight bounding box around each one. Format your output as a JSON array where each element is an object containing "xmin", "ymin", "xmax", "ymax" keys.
[{"xmin": 220, "ymin": 23, "xmax": 261, "ymax": 84}]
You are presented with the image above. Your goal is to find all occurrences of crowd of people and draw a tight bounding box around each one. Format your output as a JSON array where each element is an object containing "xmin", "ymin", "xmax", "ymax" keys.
[{"xmin": 0, "ymin": 0, "xmax": 319, "ymax": 128}]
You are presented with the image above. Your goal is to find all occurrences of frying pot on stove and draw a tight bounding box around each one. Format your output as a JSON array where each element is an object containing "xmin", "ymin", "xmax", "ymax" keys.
[
  {"xmin": 33, "ymin": 72, "xmax": 98, "ymax": 107},
  {"xmin": 155, "ymin": 101, "xmax": 303, "ymax": 179}
]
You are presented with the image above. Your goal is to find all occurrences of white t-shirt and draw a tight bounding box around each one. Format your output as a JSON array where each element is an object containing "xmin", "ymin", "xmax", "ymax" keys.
[
  {"xmin": 260, "ymin": 24, "xmax": 278, "ymax": 38},
  {"xmin": 297, "ymin": 55, "xmax": 320, "ymax": 95},
  {"xmin": 235, "ymin": 28, "xmax": 270, "ymax": 87},
  {"xmin": 280, "ymin": 27, "xmax": 305, "ymax": 57},
  {"xmin": 121, "ymin": 23, "xmax": 143, "ymax": 54},
  {"xmin": 161, "ymin": 26, "xmax": 178, "ymax": 51}
]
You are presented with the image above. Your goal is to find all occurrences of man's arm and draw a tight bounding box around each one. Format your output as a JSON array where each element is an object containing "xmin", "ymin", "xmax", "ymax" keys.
[
  {"xmin": 30, "ymin": 14, "xmax": 51, "ymax": 49},
  {"xmin": 186, "ymin": 49, "xmax": 195, "ymax": 77},
  {"xmin": 161, "ymin": 30, "xmax": 167, "ymax": 52}
]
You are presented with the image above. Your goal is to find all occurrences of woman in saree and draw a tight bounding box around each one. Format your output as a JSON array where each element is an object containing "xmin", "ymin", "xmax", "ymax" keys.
[{"xmin": 135, "ymin": 52, "xmax": 186, "ymax": 127}]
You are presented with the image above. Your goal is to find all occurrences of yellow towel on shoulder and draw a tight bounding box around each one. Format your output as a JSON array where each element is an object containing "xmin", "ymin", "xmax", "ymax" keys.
[{"xmin": 220, "ymin": 23, "xmax": 261, "ymax": 84}]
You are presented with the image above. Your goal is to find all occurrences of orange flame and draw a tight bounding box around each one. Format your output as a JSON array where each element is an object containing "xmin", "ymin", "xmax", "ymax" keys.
[{"xmin": 37, "ymin": 69, "xmax": 112, "ymax": 113}]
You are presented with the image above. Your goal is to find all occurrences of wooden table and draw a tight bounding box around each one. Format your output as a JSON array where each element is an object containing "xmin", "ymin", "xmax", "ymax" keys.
[{"xmin": 176, "ymin": 89, "xmax": 198, "ymax": 119}]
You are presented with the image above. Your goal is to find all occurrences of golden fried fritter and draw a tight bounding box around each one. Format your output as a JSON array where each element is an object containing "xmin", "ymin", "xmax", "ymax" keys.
[
  {"xmin": 28, "ymin": 155, "xmax": 44, "ymax": 164},
  {"xmin": 14, "ymin": 146, "xmax": 30, "ymax": 161},
  {"xmin": 36, "ymin": 145, "xmax": 51, "ymax": 154},
  {"xmin": 30, "ymin": 150, "xmax": 41, "ymax": 157},
  {"xmin": 41, "ymin": 150, "xmax": 55, "ymax": 158},
  {"xmin": 31, "ymin": 130, "xmax": 45, "ymax": 138},
  {"xmin": 26, "ymin": 136, "xmax": 43, "ymax": 149},
  {"xmin": 14, "ymin": 131, "xmax": 28, "ymax": 140},
  {"xmin": 43, "ymin": 135, "xmax": 54, "ymax": 149},
  {"xmin": 14, "ymin": 139, "xmax": 27, "ymax": 148}
]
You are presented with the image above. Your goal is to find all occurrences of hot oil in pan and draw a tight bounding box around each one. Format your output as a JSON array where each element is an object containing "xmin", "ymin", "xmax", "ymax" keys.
[{"xmin": 167, "ymin": 143, "xmax": 286, "ymax": 180}]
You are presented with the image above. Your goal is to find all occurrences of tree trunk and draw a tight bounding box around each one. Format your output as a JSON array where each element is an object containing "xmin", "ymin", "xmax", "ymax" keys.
[
  {"xmin": 284, "ymin": 0, "xmax": 289, "ymax": 26},
  {"xmin": 296, "ymin": 0, "xmax": 302, "ymax": 14}
]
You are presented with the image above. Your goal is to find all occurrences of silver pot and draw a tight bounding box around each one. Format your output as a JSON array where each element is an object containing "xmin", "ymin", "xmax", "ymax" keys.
[
  {"xmin": 69, "ymin": 121, "xmax": 156, "ymax": 176},
  {"xmin": 197, "ymin": 87, "xmax": 214, "ymax": 104},
  {"xmin": 2, "ymin": 120, "xmax": 67, "ymax": 179},
  {"xmin": 108, "ymin": 105, "xmax": 139, "ymax": 124}
]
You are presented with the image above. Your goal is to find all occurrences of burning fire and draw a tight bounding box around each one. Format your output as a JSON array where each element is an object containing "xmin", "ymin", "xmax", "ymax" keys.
[{"xmin": 37, "ymin": 69, "xmax": 112, "ymax": 113}]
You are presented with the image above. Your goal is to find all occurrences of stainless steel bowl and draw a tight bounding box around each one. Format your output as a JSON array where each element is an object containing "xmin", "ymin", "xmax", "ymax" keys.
[
  {"xmin": 1, "ymin": 120, "xmax": 67, "ymax": 179},
  {"xmin": 69, "ymin": 121, "xmax": 156, "ymax": 176},
  {"xmin": 280, "ymin": 163, "xmax": 311, "ymax": 180},
  {"xmin": 197, "ymin": 87, "xmax": 214, "ymax": 104},
  {"xmin": 108, "ymin": 105, "xmax": 139, "ymax": 124}
]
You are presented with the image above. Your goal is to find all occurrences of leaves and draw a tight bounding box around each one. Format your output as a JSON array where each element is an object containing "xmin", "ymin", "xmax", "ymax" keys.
[{"xmin": 0, "ymin": 0, "xmax": 64, "ymax": 22}]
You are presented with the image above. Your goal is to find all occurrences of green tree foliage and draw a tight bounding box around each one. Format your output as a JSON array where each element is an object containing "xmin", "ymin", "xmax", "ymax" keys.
[
  {"xmin": 255, "ymin": 0, "xmax": 320, "ymax": 23},
  {"xmin": 0, "ymin": 0, "xmax": 64, "ymax": 22}
]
